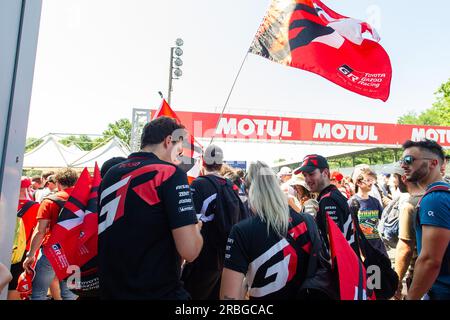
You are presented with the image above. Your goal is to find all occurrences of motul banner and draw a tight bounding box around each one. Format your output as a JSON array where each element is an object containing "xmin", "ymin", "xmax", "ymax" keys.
[{"xmin": 151, "ymin": 110, "xmax": 450, "ymax": 147}]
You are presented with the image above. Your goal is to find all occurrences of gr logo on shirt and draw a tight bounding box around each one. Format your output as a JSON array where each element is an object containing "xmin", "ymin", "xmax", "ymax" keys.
[
  {"xmin": 98, "ymin": 164, "xmax": 176, "ymax": 234},
  {"xmin": 244, "ymin": 222, "xmax": 309, "ymax": 297}
]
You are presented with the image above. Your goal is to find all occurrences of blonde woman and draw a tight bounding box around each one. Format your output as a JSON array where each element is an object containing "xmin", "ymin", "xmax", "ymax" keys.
[{"xmin": 220, "ymin": 161, "xmax": 314, "ymax": 300}]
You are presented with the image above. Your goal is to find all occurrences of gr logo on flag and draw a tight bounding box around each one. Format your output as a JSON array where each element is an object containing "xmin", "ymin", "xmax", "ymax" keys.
[{"xmin": 250, "ymin": 0, "xmax": 392, "ymax": 101}]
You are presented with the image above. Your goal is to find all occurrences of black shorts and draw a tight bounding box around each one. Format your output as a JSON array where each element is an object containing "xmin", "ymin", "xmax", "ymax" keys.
[{"xmin": 8, "ymin": 256, "xmax": 26, "ymax": 290}]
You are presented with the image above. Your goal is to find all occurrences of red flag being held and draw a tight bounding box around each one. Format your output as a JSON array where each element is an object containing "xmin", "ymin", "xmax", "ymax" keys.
[
  {"xmin": 74, "ymin": 163, "xmax": 101, "ymax": 295},
  {"xmin": 249, "ymin": 0, "xmax": 392, "ymax": 101},
  {"xmin": 327, "ymin": 214, "xmax": 374, "ymax": 300},
  {"xmin": 44, "ymin": 168, "xmax": 92, "ymax": 280},
  {"xmin": 43, "ymin": 164, "xmax": 101, "ymax": 295}
]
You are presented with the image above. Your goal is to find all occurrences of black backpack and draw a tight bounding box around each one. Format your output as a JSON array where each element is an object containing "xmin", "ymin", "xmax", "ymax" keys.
[{"xmin": 200, "ymin": 175, "xmax": 249, "ymax": 242}]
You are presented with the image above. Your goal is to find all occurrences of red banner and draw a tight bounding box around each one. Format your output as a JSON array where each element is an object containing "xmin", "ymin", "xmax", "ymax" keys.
[{"xmin": 151, "ymin": 110, "xmax": 450, "ymax": 147}]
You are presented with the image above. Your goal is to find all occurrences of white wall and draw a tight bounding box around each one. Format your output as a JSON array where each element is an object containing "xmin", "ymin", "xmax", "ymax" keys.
[{"xmin": 0, "ymin": 0, "xmax": 42, "ymax": 300}]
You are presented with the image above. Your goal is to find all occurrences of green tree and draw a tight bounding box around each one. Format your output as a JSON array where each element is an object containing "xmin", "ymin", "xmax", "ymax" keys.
[
  {"xmin": 398, "ymin": 78, "xmax": 450, "ymax": 126},
  {"xmin": 25, "ymin": 137, "xmax": 43, "ymax": 153},
  {"xmin": 102, "ymin": 118, "xmax": 132, "ymax": 147},
  {"xmin": 59, "ymin": 135, "xmax": 101, "ymax": 151}
]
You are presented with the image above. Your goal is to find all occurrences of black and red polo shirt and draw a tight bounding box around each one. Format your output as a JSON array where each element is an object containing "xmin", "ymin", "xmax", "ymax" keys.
[{"xmin": 97, "ymin": 152, "xmax": 198, "ymax": 299}]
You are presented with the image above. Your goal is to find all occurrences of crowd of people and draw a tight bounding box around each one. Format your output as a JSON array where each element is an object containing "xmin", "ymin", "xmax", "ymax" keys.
[{"xmin": 1, "ymin": 116, "xmax": 449, "ymax": 301}]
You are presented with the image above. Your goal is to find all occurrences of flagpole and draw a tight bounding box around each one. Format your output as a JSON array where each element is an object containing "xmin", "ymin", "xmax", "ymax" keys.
[{"xmin": 209, "ymin": 51, "xmax": 249, "ymax": 145}]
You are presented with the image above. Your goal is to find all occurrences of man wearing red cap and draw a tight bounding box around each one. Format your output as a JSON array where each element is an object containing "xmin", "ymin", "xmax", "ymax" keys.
[
  {"xmin": 330, "ymin": 171, "xmax": 350, "ymax": 199},
  {"xmin": 8, "ymin": 177, "xmax": 39, "ymax": 300},
  {"xmin": 294, "ymin": 154, "xmax": 358, "ymax": 253}
]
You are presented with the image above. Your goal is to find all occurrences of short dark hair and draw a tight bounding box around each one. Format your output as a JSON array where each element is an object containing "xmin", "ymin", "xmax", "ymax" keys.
[
  {"xmin": 100, "ymin": 157, "xmax": 126, "ymax": 178},
  {"xmin": 140, "ymin": 116, "xmax": 186, "ymax": 149},
  {"xmin": 31, "ymin": 176, "xmax": 42, "ymax": 184},
  {"xmin": 55, "ymin": 168, "xmax": 78, "ymax": 188},
  {"xmin": 402, "ymin": 139, "xmax": 445, "ymax": 162}
]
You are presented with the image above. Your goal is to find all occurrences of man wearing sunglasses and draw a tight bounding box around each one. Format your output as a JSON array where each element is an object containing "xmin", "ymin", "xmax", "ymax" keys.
[{"xmin": 400, "ymin": 139, "xmax": 450, "ymax": 300}]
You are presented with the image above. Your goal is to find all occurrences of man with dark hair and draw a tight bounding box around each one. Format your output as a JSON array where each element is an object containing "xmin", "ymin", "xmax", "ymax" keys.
[
  {"xmin": 400, "ymin": 139, "xmax": 450, "ymax": 300},
  {"xmin": 294, "ymin": 154, "xmax": 358, "ymax": 253},
  {"xmin": 393, "ymin": 169, "xmax": 424, "ymax": 299},
  {"xmin": 182, "ymin": 144, "xmax": 248, "ymax": 299},
  {"xmin": 30, "ymin": 176, "xmax": 42, "ymax": 191},
  {"xmin": 97, "ymin": 116, "xmax": 203, "ymax": 300},
  {"xmin": 23, "ymin": 168, "xmax": 79, "ymax": 300}
]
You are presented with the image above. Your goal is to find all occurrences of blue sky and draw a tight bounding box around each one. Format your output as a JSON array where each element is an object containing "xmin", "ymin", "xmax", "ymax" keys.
[{"xmin": 27, "ymin": 0, "xmax": 450, "ymax": 163}]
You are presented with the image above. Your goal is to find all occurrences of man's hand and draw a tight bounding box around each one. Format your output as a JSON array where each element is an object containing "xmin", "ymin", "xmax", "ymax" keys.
[{"xmin": 23, "ymin": 255, "xmax": 36, "ymax": 273}]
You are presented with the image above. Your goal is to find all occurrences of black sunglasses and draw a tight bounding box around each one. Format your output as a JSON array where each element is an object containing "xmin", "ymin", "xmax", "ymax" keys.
[{"xmin": 399, "ymin": 155, "xmax": 435, "ymax": 165}]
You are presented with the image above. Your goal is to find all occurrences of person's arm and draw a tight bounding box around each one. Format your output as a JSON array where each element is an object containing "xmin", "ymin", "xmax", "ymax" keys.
[
  {"xmin": 23, "ymin": 219, "xmax": 49, "ymax": 272},
  {"xmin": 0, "ymin": 263, "xmax": 13, "ymax": 295},
  {"xmin": 172, "ymin": 222, "xmax": 203, "ymax": 262},
  {"xmin": 394, "ymin": 202, "xmax": 415, "ymax": 298},
  {"xmin": 406, "ymin": 225, "xmax": 450, "ymax": 300},
  {"xmin": 394, "ymin": 238, "xmax": 414, "ymax": 298},
  {"xmin": 164, "ymin": 168, "xmax": 204, "ymax": 262},
  {"xmin": 220, "ymin": 268, "xmax": 245, "ymax": 300},
  {"xmin": 287, "ymin": 195, "xmax": 301, "ymax": 213}
]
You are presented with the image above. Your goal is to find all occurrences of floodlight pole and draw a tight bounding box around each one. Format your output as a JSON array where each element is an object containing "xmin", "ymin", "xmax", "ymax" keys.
[{"xmin": 167, "ymin": 47, "xmax": 174, "ymax": 105}]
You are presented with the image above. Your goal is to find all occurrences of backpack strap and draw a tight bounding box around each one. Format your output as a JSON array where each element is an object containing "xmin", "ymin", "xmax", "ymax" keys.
[
  {"xmin": 417, "ymin": 184, "xmax": 450, "ymax": 208},
  {"xmin": 17, "ymin": 201, "xmax": 37, "ymax": 218},
  {"xmin": 200, "ymin": 175, "xmax": 222, "ymax": 194},
  {"xmin": 416, "ymin": 183, "xmax": 450, "ymax": 225},
  {"xmin": 43, "ymin": 194, "xmax": 66, "ymax": 209}
]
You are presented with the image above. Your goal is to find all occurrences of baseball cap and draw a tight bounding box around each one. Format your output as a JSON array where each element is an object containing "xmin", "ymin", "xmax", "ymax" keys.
[
  {"xmin": 203, "ymin": 144, "xmax": 224, "ymax": 165},
  {"xmin": 277, "ymin": 166, "xmax": 292, "ymax": 177},
  {"xmin": 44, "ymin": 174, "xmax": 56, "ymax": 186},
  {"xmin": 330, "ymin": 171, "xmax": 344, "ymax": 182},
  {"xmin": 20, "ymin": 176, "xmax": 31, "ymax": 189},
  {"xmin": 294, "ymin": 154, "xmax": 329, "ymax": 174},
  {"xmin": 16, "ymin": 268, "xmax": 35, "ymax": 300}
]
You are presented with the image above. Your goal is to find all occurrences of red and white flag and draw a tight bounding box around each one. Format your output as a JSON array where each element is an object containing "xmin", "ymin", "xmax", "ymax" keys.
[
  {"xmin": 250, "ymin": 0, "xmax": 392, "ymax": 101},
  {"xmin": 152, "ymin": 99, "xmax": 203, "ymax": 183},
  {"xmin": 44, "ymin": 164, "xmax": 101, "ymax": 294},
  {"xmin": 327, "ymin": 214, "xmax": 375, "ymax": 300},
  {"xmin": 44, "ymin": 168, "xmax": 93, "ymax": 280}
]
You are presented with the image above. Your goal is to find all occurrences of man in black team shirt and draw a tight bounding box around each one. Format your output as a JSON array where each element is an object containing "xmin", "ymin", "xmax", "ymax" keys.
[
  {"xmin": 97, "ymin": 116, "xmax": 203, "ymax": 300},
  {"xmin": 294, "ymin": 154, "xmax": 358, "ymax": 254},
  {"xmin": 182, "ymin": 144, "xmax": 248, "ymax": 300}
]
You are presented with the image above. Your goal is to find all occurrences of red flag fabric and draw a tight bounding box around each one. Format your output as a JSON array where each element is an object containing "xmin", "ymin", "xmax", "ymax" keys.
[
  {"xmin": 249, "ymin": 0, "xmax": 392, "ymax": 101},
  {"xmin": 43, "ymin": 168, "xmax": 92, "ymax": 280},
  {"xmin": 70, "ymin": 163, "xmax": 101, "ymax": 294},
  {"xmin": 77, "ymin": 163, "xmax": 101, "ymax": 266},
  {"xmin": 152, "ymin": 99, "xmax": 203, "ymax": 182},
  {"xmin": 327, "ymin": 214, "xmax": 374, "ymax": 300},
  {"xmin": 152, "ymin": 98, "xmax": 181, "ymax": 123}
]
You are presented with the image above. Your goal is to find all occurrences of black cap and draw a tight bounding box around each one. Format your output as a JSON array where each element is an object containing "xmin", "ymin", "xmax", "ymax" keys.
[{"xmin": 294, "ymin": 154, "xmax": 329, "ymax": 174}]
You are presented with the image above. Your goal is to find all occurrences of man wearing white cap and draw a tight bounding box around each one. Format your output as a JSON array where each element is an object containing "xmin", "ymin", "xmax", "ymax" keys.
[{"xmin": 278, "ymin": 166, "xmax": 295, "ymax": 198}]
